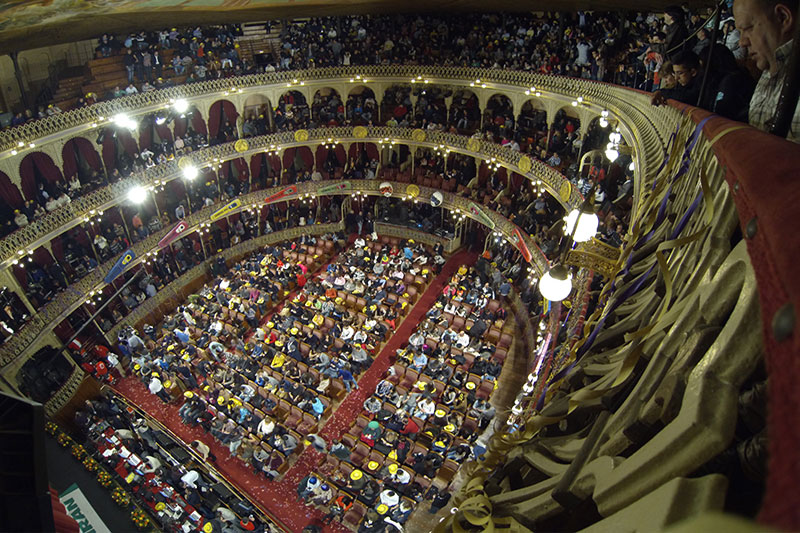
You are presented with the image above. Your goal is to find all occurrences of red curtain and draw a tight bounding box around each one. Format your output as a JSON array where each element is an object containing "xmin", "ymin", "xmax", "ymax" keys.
[
  {"xmin": 334, "ymin": 145, "xmax": 346, "ymax": 166},
  {"xmin": 0, "ymin": 171, "xmax": 24, "ymax": 209},
  {"xmin": 315, "ymin": 146, "xmax": 327, "ymax": 169},
  {"xmin": 139, "ymin": 119, "xmax": 153, "ymax": 151},
  {"xmin": 51, "ymin": 236, "xmax": 64, "ymax": 262},
  {"xmin": 119, "ymin": 129, "xmax": 139, "ymax": 156},
  {"xmin": 192, "ymin": 109, "xmax": 207, "ymax": 135},
  {"xmin": 19, "ymin": 153, "xmax": 64, "ymax": 201},
  {"xmin": 102, "ymin": 134, "xmax": 116, "ymax": 172},
  {"xmin": 173, "ymin": 116, "xmax": 188, "ymax": 139},
  {"xmin": 155, "ymin": 122, "xmax": 173, "ymax": 143},
  {"xmin": 62, "ymin": 138, "xmax": 102, "ymax": 179},
  {"xmin": 208, "ymin": 100, "xmax": 238, "ymax": 139},
  {"xmin": 232, "ymin": 157, "xmax": 249, "ymax": 182},
  {"xmin": 283, "ymin": 147, "xmax": 314, "ymax": 170}
]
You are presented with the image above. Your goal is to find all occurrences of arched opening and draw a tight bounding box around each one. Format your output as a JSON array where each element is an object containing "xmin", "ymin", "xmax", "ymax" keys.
[
  {"xmin": 347, "ymin": 142, "xmax": 379, "ymax": 178},
  {"xmin": 0, "ymin": 170, "xmax": 25, "ymax": 235},
  {"xmin": 449, "ymin": 89, "xmax": 480, "ymax": 132},
  {"xmin": 380, "ymin": 84, "xmax": 412, "ymax": 126},
  {"xmin": 346, "ymin": 86, "xmax": 376, "ymax": 125},
  {"xmin": 137, "ymin": 112, "xmax": 175, "ymax": 157},
  {"xmin": 173, "ymin": 105, "xmax": 208, "ymax": 151},
  {"xmin": 276, "ymin": 90, "xmax": 310, "ymax": 131},
  {"xmin": 547, "ymin": 107, "xmax": 581, "ymax": 168},
  {"xmin": 220, "ymin": 157, "xmax": 250, "ymax": 198},
  {"xmin": 250, "ymin": 152, "xmax": 282, "ymax": 190},
  {"xmin": 311, "ymin": 87, "xmax": 343, "ymax": 126},
  {"xmin": 483, "ymin": 93, "xmax": 514, "ymax": 139},
  {"xmin": 314, "ymin": 144, "xmax": 346, "ymax": 179},
  {"xmin": 208, "ymin": 99, "xmax": 239, "ymax": 145},
  {"xmin": 243, "ymin": 94, "xmax": 274, "ymax": 137},
  {"xmin": 517, "ymin": 99, "xmax": 549, "ymax": 153},
  {"xmin": 100, "ymin": 125, "xmax": 140, "ymax": 180},
  {"xmin": 62, "ymin": 138, "xmax": 104, "ymax": 193},
  {"xmin": 19, "ymin": 152, "xmax": 66, "ymax": 211},
  {"xmin": 413, "ymin": 86, "xmax": 450, "ymax": 127},
  {"xmin": 282, "ymin": 147, "xmax": 314, "ymax": 183}
]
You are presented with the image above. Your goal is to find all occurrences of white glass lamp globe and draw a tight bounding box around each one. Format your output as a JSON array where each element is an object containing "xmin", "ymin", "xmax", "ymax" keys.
[
  {"xmin": 539, "ymin": 265, "xmax": 573, "ymax": 302},
  {"xmin": 605, "ymin": 148, "xmax": 619, "ymax": 162},
  {"xmin": 183, "ymin": 166, "xmax": 199, "ymax": 180},
  {"xmin": 127, "ymin": 186, "xmax": 147, "ymax": 204},
  {"xmin": 564, "ymin": 208, "xmax": 599, "ymax": 242},
  {"xmin": 173, "ymin": 98, "xmax": 189, "ymax": 113}
]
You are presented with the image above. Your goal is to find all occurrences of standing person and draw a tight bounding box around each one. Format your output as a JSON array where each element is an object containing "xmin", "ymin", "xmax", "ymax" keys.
[
  {"xmin": 734, "ymin": 0, "xmax": 800, "ymax": 141},
  {"xmin": 190, "ymin": 439, "xmax": 216, "ymax": 462}
]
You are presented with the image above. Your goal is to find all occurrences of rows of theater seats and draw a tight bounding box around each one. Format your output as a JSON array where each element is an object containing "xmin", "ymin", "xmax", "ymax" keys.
[{"xmin": 305, "ymin": 265, "xmax": 514, "ymax": 528}]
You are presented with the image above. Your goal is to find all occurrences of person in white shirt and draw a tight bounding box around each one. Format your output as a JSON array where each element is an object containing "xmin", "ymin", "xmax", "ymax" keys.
[{"xmin": 257, "ymin": 417, "xmax": 275, "ymax": 437}]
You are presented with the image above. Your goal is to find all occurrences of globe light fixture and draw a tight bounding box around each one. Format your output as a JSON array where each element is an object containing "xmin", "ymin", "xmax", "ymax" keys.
[
  {"xmin": 599, "ymin": 117, "xmax": 609, "ymax": 128},
  {"xmin": 564, "ymin": 207, "xmax": 599, "ymax": 243},
  {"xmin": 173, "ymin": 99, "xmax": 189, "ymax": 113},
  {"xmin": 113, "ymin": 113, "xmax": 137, "ymax": 130},
  {"xmin": 539, "ymin": 264, "xmax": 573, "ymax": 302},
  {"xmin": 605, "ymin": 148, "xmax": 620, "ymax": 162},
  {"xmin": 127, "ymin": 185, "xmax": 147, "ymax": 204},
  {"xmin": 183, "ymin": 165, "xmax": 199, "ymax": 180}
]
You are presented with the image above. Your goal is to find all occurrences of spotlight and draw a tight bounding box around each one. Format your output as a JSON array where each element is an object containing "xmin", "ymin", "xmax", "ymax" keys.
[
  {"xmin": 128, "ymin": 186, "xmax": 147, "ymax": 204},
  {"xmin": 183, "ymin": 165, "xmax": 199, "ymax": 180},
  {"xmin": 173, "ymin": 98, "xmax": 189, "ymax": 113}
]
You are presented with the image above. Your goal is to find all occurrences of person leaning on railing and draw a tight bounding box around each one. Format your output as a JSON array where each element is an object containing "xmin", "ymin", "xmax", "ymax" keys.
[{"xmin": 734, "ymin": 0, "xmax": 800, "ymax": 142}]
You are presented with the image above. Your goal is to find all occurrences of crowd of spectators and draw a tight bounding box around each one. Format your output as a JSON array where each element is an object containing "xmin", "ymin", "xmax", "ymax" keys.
[
  {"xmin": 294, "ymin": 252, "xmax": 515, "ymax": 530},
  {"xmin": 71, "ymin": 389, "xmax": 276, "ymax": 532}
]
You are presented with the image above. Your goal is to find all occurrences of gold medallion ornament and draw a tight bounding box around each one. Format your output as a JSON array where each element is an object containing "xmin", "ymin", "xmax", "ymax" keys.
[
  {"xmin": 559, "ymin": 181, "xmax": 572, "ymax": 203},
  {"xmin": 177, "ymin": 156, "xmax": 192, "ymax": 169},
  {"xmin": 294, "ymin": 129, "xmax": 309, "ymax": 142},
  {"xmin": 406, "ymin": 184, "xmax": 420, "ymax": 198},
  {"xmin": 353, "ymin": 125, "xmax": 368, "ymax": 138},
  {"xmin": 411, "ymin": 129, "xmax": 426, "ymax": 142},
  {"xmin": 234, "ymin": 139, "xmax": 249, "ymax": 153},
  {"xmin": 518, "ymin": 155, "xmax": 532, "ymax": 173},
  {"xmin": 466, "ymin": 138, "xmax": 481, "ymax": 152}
]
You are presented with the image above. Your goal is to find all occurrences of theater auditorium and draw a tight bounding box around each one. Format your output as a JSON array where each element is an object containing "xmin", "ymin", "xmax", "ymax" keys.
[{"xmin": 0, "ymin": 1, "xmax": 798, "ymax": 532}]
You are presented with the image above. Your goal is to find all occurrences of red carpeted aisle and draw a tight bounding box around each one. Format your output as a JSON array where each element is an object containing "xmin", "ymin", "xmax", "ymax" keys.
[{"xmin": 114, "ymin": 249, "xmax": 476, "ymax": 532}]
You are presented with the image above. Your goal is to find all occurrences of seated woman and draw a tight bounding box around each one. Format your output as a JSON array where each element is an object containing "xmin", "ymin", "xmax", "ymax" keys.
[{"xmin": 360, "ymin": 420, "xmax": 382, "ymax": 447}]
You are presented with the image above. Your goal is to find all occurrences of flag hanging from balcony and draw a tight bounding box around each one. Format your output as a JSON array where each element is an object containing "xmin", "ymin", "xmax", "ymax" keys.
[
  {"xmin": 512, "ymin": 226, "xmax": 532, "ymax": 262},
  {"xmin": 210, "ymin": 199, "xmax": 242, "ymax": 221},
  {"xmin": 265, "ymin": 185, "xmax": 298, "ymax": 204},
  {"xmin": 159, "ymin": 220, "xmax": 188, "ymax": 249},
  {"xmin": 318, "ymin": 181, "xmax": 352, "ymax": 195},
  {"xmin": 104, "ymin": 249, "xmax": 136, "ymax": 284}
]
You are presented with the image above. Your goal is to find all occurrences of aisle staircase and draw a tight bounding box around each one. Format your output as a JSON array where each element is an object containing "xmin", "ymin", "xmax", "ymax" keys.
[
  {"xmin": 235, "ymin": 21, "xmax": 282, "ymax": 67},
  {"xmin": 50, "ymin": 66, "xmax": 89, "ymax": 111}
]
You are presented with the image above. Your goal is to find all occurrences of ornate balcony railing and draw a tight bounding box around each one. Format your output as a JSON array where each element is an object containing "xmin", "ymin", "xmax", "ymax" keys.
[
  {"xmin": 0, "ymin": 127, "xmax": 578, "ymax": 270},
  {"xmin": 0, "ymin": 179, "xmax": 547, "ymax": 369}
]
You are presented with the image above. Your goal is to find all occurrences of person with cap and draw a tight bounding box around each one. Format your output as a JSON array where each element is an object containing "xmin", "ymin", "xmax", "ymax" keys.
[
  {"xmin": 348, "ymin": 468, "xmax": 367, "ymax": 491},
  {"xmin": 297, "ymin": 475, "xmax": 320, "ymax": 502},
  {"xmin": 361, "ymin": 420, "xmax": 382, "ymax": 446},
  {"xmin": 379, "ymin": 488, "xmax": 400, "ymax": 509},
  {"xmin": 148, "ymin": 374, "xmax": 172, "ymax": 403},
  {"xmin": 310, "ymin": 482, "xmax": 333, "ymax": 506}
]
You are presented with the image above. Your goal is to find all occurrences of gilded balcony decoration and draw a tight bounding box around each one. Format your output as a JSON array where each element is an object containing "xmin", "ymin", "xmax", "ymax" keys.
[
  {"xmin": 565, "ymin": 238, "xmax": 622, "ymax": 279},
  {"xmin": 0, "ymin": 178, "xmax": 547, "ymax": 368},
  {"xmin": 0, "ymin": 127, "xmax": 579, "ymax": 270}
]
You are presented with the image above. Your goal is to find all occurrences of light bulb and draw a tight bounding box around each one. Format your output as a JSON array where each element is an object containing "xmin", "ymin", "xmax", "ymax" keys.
[
  {"xmin": 564, "ymin": 208, "xmax": 599, "ymax": 242},
  {"xmin": 539, "ymin": 264, "xmax": 572, "ymax": 302},
  {"xmin": 127, "ymin": 186, "xmax": 147, "ymax": 204}
]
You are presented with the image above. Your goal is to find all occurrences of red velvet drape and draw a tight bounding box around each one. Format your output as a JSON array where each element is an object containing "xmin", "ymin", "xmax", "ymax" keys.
[
  {"xmin": 19, "ymin": 153, "xmax": 64, "ymax": 201},
  {"xmin": 62, "ymin": 138, "xmax": 102, "ymax": 180},
  {"xmin": 208, "ymin": 100, "xmax": 238, "ymax": 139},
  {"xmin": 138, "ymin": 119, "xmax": 153, "ymax": 151},
  {"xmin": 282, "ymin": 147, "xmax": 314, "ymax": 169},
  {"xmin": 0, "ymin": 171, "xmax": 24, "ymax": 209}
]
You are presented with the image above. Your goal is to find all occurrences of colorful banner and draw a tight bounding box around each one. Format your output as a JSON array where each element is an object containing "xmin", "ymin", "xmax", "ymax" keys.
[
  {"xmin": 512, "ymin": 226, "xmax": 533, "ymax": 263},
  {"xmin": 264, "ymin": 185, "xmax": 298, "ymax": 204},
  {"xmin": 467, "ymin": 202, "xmax": 495, "ymax": 229},
  {"xmin": 103, "ymin": 249, "xmax": 136, "ymax": 284},
  {"xmin": 59, "ymin": 483, "xmax": 111, "ymax": 533},
  {"xmin": 158, "ymin": 220, "xmax": 188, "ymax": 249},
  {"xmin": 210, "ymin": 198, "xmax": 242, "ymax": 221},
  {"xmin": 318, "ymin": 181, "xmax": 352, "ymax": 195}
]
